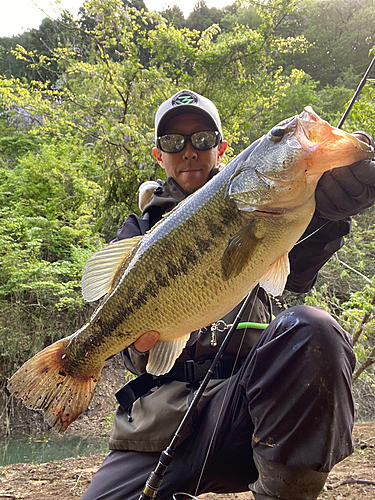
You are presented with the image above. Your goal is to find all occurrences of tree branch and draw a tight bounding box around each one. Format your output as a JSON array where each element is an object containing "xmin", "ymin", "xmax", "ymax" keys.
[
  {"xmin": 353, "ymin": 292, "xmax": 375, "ymax": 345},
  {"xmin": 353, "ymin": 344, "xmax": 375, "ymax": 383},
  {"xmin": 326, "ymin": 478, "xmax": 375, "ymax": 490}
]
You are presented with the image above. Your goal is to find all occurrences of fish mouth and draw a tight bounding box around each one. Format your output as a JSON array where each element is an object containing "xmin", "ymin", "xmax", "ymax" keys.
[
  {"xmin": 253, "ymin": 208, "xmax": 287, "ymax": 215},
  {"xmin": 237, "ymin": 205, "xmax": 288, "ymax": 215}
]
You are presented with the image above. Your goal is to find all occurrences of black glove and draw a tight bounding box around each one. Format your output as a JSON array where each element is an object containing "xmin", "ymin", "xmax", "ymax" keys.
[{"xmin": 315, "ymin": 131, "xmax": 375, "ymax": 221}]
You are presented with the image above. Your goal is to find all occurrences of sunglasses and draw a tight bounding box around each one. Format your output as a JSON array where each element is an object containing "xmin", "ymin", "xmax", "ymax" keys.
[{"xmin": 157, "ymin": 131, "xmax": 221, "ymax": 153}]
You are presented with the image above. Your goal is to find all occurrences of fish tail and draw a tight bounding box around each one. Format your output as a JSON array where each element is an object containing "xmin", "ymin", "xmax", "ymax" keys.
[{"xmin": 7, "ymin": 338, "xmax": 102, "ymax": 434}]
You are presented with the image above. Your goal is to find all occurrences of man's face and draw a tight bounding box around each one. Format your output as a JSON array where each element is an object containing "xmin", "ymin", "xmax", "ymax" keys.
[{"xmin": 153, "ymin": 113, "xmax": 228, "ymax": 194}]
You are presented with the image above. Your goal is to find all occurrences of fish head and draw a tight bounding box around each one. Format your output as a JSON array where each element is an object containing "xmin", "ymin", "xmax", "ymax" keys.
[
  {"xmin": 226, "ymin": 106, "xmax": 374, "ymax": 213},
  {"xmin": 296, "ymin": 106, "xmax": 373, "ymax": 172}
]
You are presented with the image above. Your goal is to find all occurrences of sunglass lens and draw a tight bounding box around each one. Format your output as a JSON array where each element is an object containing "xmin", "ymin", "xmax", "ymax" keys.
[
  {"xmin": 191, "ymin": 131, "xmax": 218, "ymax": 150},
  {"xmin": 158, "ymin": 134, "xmax": 185, "ymax": 153}
]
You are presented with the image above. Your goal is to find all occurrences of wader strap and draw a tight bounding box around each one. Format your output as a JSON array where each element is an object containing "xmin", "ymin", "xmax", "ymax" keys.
[
  {"xmin": 116, "ymin": 373, "xmax": 172, "ymax": 412},
  {"xmin": 116, "ymin": 357, "xmax": 245, "ymax": 412}
]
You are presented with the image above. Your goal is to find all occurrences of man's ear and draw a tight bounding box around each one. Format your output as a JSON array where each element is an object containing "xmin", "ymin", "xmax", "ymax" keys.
[
  {"xmin": 217, "ymin": 140, "xmax": 228, "ymax": 164},
  {"xmin": 153, "ymin": 147, "xmax": 164, "ymax": 169}
]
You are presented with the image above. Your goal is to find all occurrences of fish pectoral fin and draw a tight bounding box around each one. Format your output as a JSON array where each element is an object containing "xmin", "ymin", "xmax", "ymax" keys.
[
  {"xmin": 258, "ymin": 252, "xmax": 290, "ymax": 296},
  {"xmin": 221, "ymin": 221, "xmax": 265, "ymax": 281},
  {"xmin": 82, "ymin": 236, "xmax": 143, "ymax": 302},
  {"xmin": 146, "ymin": 334, "xmax": 191, "ymax": 376}
]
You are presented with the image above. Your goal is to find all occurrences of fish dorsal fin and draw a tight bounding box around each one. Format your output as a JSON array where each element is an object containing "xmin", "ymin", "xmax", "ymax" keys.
[
  {"xmin": 221, "ymin": 220, "xmax": 266, "ymax": 281},
  {"xmin": 82, "ymin": 236, "xmax": 143, "ymax": 302},
  {"xmin": 146, "ymin": 334, "xmax": 191, "ymax": 376},
  {"xmin": 259, "ymin": 252, "xmax": 290, "ymax": 296}
]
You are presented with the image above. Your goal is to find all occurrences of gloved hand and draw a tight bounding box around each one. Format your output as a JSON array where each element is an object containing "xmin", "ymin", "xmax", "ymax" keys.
[{"xmin": 315, "ymin": 131, "xmax": 375, "ymax": 221}]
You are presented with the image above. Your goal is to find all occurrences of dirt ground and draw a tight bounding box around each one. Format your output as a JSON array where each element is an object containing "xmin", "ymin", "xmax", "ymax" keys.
[{"xmin": 0, "ymin": 422, "xmax": 374, "ymax": 500}]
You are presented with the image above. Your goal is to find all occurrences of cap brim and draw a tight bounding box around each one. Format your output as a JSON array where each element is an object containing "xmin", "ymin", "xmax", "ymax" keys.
[{"xmin": 157, "ymin": 107, "xmax": 218, "ymax": 137}]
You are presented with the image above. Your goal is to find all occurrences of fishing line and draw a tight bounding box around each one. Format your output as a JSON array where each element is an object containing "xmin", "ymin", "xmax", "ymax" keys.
[
  {"xmin": 193, "ymin": 207, "xmax": 340, "ymax": 490},
  {"xmin": 294, "ymin": 221, "xmax": 330, "ymax": 245},
  {"xmin": 193, "ymin": 320, "xmax": 249, "ymax": 496},
  {"xmin": 193, "ymin": 287, "xmax": 261, "ymax": 496}
]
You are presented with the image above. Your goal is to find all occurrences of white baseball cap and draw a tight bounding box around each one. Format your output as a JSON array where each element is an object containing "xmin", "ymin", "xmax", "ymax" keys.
[{"xmin": 154, "ymin": 89, "xmax": 223, "ymax": 140}]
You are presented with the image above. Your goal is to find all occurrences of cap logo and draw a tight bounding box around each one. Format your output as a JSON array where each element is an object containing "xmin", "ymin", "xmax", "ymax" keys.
[{"xmin": 172, "ymin": 91, "xmax": 198, "ymax": 107}]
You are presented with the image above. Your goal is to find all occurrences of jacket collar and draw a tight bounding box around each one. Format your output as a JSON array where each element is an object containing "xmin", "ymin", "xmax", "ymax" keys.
[{"xmin": 142, "ymin": 168, "xmax": 219, "ymax": 215}]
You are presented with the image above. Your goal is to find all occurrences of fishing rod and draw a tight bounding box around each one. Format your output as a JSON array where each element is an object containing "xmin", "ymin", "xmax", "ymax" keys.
[
  {"xmin": 337, "ymin": 55, "xmax": 375, "ymax": 129},
  {"xmin": 137, "ymin": 284, "xmax": 260, "ymax": 500}
]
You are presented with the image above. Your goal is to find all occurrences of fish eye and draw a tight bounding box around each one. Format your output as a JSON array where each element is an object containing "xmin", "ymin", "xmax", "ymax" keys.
[{"xmin": 270, "ymin": 127, "xmax": 285, "ymax": 137}]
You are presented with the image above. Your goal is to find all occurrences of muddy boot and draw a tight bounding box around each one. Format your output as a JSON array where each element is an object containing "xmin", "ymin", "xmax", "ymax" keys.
[{"xmin": 248, "ymin": 453, "xmax": 328, "ymax": 500}]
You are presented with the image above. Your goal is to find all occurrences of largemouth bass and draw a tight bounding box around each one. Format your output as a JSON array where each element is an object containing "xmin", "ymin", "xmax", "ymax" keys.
[{"xmin": 7, "ymin": 107, "xmax": 373, "ymax": 433}]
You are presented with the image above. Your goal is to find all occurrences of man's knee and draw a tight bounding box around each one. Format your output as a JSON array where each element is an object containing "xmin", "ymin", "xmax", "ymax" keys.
[
  {"xmin": 243, "ymin": 304, "xmax": 356, "ymax": 395},
  {"xmin": 269, "ymin": 305, "xmax": 355, "ymax": 369}
]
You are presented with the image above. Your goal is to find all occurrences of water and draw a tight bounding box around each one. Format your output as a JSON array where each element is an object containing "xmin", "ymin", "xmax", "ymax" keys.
[{"xmin": 0, "ymin": 434, "xmax": 109, "ymax": 466}]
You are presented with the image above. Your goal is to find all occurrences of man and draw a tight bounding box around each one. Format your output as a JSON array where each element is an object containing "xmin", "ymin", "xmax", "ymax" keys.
[{"xmin": 82, "ymin": 89, "xmax": 375, "ymax": 500}]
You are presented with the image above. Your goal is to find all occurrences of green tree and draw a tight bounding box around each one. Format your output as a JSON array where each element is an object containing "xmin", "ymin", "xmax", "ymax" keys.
[
  {"xmin": 0, "ymin": 135, "xmax": 103, "ymax": 386},
  {"xmin": 185, "ymin": 0, "xmax": 228, "ymax": 31},
  {"xmin": 0, "ymin": 13, "xmax": 78, "ymax": 83},
  {"xmin": 159, "ymin": 5, "xmax": 186, "ymax": 29},
  {"xmin": 220, "ymin": 4, "xmax": 261, "ymax": 31},
  {"xmin": 278, "ymin": 0, "xmax": 375, "ymax": 88}
]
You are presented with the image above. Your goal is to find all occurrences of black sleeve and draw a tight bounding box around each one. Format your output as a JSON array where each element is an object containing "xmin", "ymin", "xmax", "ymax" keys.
[
  {"xmin": 112, "ymin": 213, "xmax": 151, "ymax": 242},
  {"xmin": 112, "ymin": 206, "xmax": 167, "ymax": 242},
  {"xmin": 286, "ymin": 214, "xmax": 351, "ymax": 293}
]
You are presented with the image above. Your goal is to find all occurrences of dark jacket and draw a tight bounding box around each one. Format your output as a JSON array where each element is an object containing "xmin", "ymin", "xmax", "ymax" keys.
[{"xmin": 108, "ymin": 170, "xmax": 354, "ymax": 452}]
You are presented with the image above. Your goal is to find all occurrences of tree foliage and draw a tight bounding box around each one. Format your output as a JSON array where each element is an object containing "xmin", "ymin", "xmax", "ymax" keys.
[
  {"xmin": 0, "ymin": 132, "xmax": 102, "ymax": 384},
  {"xmin": 275, "ymin": 0, "xmax": 375, "ymax": 88}
]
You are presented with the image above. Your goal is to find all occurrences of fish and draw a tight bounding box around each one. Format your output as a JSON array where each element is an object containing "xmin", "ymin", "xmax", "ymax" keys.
[{"xmin": 7, "ymin": 107, "xmax": 373, "ymax": 433}]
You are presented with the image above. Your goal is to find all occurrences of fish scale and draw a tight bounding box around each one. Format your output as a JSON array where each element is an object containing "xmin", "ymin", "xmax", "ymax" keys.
[{"xmin": 7, "ymin": 107, "xmax": 374, "ymax": 433}]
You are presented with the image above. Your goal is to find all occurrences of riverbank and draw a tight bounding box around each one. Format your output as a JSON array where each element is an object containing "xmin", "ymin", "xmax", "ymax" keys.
[
  {"xmin": 0, "ymin": 422, "xmax": 374, "ymax": 500},
  {"xmin": 1, "ymin": 355, "xmax": 375, "ymax": 499}
]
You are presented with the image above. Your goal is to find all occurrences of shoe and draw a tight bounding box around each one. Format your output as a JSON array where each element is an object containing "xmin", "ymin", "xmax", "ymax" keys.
[{"xmin": 248, "ymin": 453, "xmax": 328, "ymax": 500}]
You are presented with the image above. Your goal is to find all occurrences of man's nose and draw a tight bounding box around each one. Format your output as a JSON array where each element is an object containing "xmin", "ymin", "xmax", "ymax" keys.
[{"xmin": 183, "ymin": 140, "xmax": 198, "ymax": 159}]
